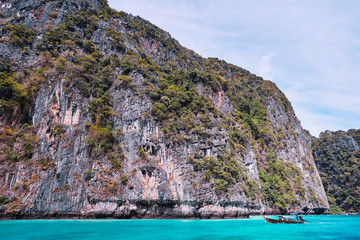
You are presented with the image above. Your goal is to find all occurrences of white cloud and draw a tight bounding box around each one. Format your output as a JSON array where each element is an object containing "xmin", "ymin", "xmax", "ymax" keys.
[
  {"xmin": 258, "ymin": 53, "xmax": 275, "ymax": 81},
  {"xmin": 293, "ymin": 107, "xmax": 345, "ymax": 137}
]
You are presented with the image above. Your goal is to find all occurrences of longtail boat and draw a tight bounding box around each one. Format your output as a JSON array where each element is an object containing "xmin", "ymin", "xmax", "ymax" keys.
[{"xmin": 263, "ymin": 213, "xmax": 308, "ymax": 224}]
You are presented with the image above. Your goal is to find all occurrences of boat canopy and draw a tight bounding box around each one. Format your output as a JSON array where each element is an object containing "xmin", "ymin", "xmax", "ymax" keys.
[{"xmin": 290, "ymin": 212, "xmax": 299, "ymax": 215}]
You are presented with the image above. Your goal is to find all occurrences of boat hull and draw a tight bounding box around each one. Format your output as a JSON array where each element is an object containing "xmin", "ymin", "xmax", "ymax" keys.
[{"xmin": 263, "ymin": 215, "xmax": 305, "ymax": 224}]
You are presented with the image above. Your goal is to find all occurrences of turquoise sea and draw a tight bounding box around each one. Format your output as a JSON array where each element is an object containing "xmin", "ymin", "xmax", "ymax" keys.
[{"xmin": 0, "ymin": 215, "xmax": 359, "ymax": 239}]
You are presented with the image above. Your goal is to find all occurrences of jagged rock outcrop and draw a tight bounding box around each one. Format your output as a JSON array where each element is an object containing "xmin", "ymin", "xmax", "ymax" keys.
[{"xmin": 0, "ymin": 0, "xmax": 328, "ymax": 219}]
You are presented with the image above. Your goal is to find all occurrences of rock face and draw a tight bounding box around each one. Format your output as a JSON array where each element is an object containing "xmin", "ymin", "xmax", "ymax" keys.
[
  {"xmin": 313, "ymin": 130, "xmax": 360, "ymax": 213},
  {"xmin": 0, "ymin": 0, "xmax": 328, "ymax": 219}
]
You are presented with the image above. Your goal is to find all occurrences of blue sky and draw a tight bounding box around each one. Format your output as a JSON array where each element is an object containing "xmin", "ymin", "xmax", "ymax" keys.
[{"xmin": 108, "ymin": 0, "xmax": 360, "ymax": 136}]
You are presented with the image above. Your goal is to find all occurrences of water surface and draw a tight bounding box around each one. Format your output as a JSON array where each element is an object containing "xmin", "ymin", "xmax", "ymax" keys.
[{"xmin": 1, "ymin": 215, "xmax": 359, "ymax": 239}]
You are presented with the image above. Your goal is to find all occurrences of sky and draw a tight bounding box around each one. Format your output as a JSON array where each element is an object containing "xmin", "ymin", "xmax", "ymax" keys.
[{"xmin": 107, "ymin": 0, "xmax": 360, "ymax": 137}]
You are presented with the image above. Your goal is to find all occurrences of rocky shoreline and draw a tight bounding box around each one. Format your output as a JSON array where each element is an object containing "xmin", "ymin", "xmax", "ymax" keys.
[
  {"xmin": 0, "ymin": 206, "xmax": 329, "ymax": 220},
  {"xmin": 0, "ymin": 212, "xmax": 251, "ymax": 220}
]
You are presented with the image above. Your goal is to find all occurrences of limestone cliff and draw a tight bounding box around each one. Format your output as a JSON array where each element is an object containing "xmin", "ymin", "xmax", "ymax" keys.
[{"xmin": 0, "ymin": 0, "xmax": 328, "ymax": 219}]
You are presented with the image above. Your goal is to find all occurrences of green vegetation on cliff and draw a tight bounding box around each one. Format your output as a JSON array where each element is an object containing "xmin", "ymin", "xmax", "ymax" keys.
[
  {"xmin": 313, "ymin": 130, "xmax": 360, "ymax": 213},
  {"xmin": 258, "ymin": 152, "xmax": 304, "ymax": 212}
]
